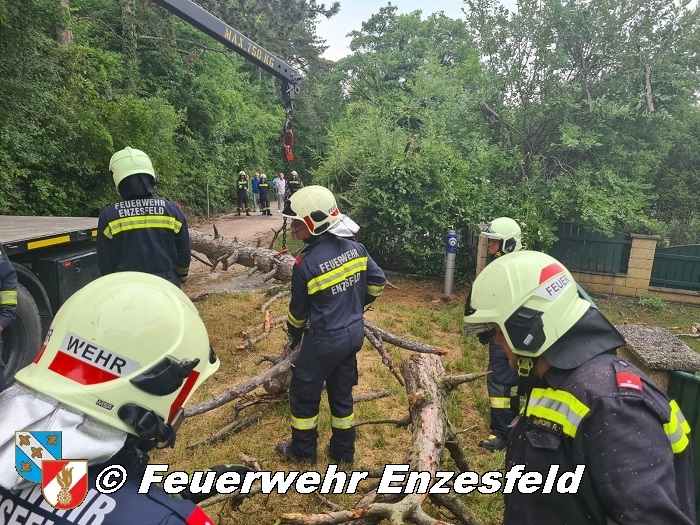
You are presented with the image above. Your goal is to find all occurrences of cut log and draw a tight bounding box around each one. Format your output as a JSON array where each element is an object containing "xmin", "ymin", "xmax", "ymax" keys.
[{"xmin": 189, "ymin": 229, "xmax": 295, "ymax": 282}]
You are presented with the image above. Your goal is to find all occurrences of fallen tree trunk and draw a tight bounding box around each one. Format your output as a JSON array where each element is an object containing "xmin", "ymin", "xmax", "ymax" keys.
[{"xmin": 190, "ymin": 229, "xmax": 295, "ymax": 282}]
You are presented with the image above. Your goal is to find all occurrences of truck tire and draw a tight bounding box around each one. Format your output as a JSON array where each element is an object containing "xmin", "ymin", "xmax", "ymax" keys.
[{"xmin": 1, "ymin": 284, "xmax": 42, "ymax": 385}]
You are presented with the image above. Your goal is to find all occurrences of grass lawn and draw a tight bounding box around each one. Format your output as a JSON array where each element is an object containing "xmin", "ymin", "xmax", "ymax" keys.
[{"xmin": 152, "ymin": 276, "xmax": 700, "ymax": 525}]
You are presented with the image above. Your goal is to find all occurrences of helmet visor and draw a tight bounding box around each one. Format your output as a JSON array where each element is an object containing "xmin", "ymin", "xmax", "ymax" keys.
[
  {"xmin": 281, "ymin": 200, "xmax": 297, "ymax": 218},
  {"xmin": 463, "ymin": 322, "xmax": 498, "ymax": 335}
]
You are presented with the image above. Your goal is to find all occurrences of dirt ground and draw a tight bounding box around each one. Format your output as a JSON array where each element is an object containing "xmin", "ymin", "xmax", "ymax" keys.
[{"xmin": 182, "ymin": 209, "xmax": 290, "ymax": 298}]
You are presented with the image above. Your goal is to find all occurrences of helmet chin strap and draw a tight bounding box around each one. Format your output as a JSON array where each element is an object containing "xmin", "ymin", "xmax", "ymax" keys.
[{"xmin": 516, "ymin": 356, "xmax": 538, "ymax": 396}]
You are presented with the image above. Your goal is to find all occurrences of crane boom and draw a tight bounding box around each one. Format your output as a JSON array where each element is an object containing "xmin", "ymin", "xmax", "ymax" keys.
[{"xmin": 149, "ymin": 0, "xmax": 303, "ymax": 101}]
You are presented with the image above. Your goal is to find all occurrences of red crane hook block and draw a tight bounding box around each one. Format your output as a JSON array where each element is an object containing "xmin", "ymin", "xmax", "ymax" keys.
[{"xmin": 281, "ymin": 129, "xmax": 295, "ymax": 162}]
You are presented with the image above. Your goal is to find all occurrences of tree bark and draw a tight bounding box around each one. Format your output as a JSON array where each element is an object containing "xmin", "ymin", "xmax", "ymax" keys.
[
  {"xmin": 58, "ymin": 0, "xmax": 73, "ymax": 45},
  {"xmin": 190, "ymin": 229, "xmax": 295, "ymax": 282}
]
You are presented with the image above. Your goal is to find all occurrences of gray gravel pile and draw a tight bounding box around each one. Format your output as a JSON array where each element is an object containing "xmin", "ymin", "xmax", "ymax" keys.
[{"xmin": 616, "ymin": 324, "xmax": 700, "ymax": 372}]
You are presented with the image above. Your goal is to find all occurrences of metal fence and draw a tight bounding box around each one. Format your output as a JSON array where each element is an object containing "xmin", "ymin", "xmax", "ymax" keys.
[
  {"xmin": 550, "ymin": 223, "xmax": 632, "ymax": 274},
  {"xmin": 650, "ymin": 245, "xmax": 700, "ymax": 291}
]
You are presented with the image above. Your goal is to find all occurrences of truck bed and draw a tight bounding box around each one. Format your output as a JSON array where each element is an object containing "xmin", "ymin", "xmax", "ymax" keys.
[{"xmin": 0, "ymin": 216, "xmax": 98, "ymax": 255}]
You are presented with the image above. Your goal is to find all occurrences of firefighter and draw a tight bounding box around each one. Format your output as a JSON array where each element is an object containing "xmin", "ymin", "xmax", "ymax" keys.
[
  {"xmin": 0, "ymin": 243, "xmax": 17, "ymax": 391},
  {"xmin": 476, "ymin": 217, "xmax": 523, "ymax": 451},
  {"xmin": 97, "ymin": 147, "xmax": 190, "ymax": 288},
  {"xmin": 276, "ymin": 186, "xmax": 386, "ymax": 464},
  {"xmin": 236, "ymin": 171, "xmax": 251, "ymax": 216},
  {"xmin": 286, "ymin": 170, "xmax": 302, "ymax": 197},
  {"xmin": 464, "ymin": 251, "xmax": 695, "ymax": 524},
  {"xmin": 0, "ymin": 272, "xmax": 237, "ymax": 524},
  {"xmin": 258, "ymin": 174, "xmax": 271, "ymax": 215}
]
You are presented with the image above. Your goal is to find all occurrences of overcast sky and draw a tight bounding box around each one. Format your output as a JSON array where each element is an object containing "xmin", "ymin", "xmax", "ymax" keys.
[{"xmin": 316, "ymin": 0, "xmax": 518, "ymax": 61}]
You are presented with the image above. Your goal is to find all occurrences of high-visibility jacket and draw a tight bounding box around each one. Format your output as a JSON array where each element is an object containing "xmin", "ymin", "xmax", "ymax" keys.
[
  {"xmin": 286, "ymin": 234, "xmax": 386, "ymax": 338},
  {"xmin": 504, "ymin": 352, "xmax": 695, "ymax": 524},
  {"xmin": 287, "ymin": 178, "xmax": 302, "ymax": 195},
  {"xmin": 0, "ymin": 243, "xmax": 17, "ymax": 330},
  {"xmin": 97, "ymin": 196, "xmax": 190, "ymax": 287}
]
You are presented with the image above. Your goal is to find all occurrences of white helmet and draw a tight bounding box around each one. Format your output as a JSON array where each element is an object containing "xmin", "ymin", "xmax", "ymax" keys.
[
  {"xmin": 481, "ymin": 217, "xmax": 523, "ymax": 256},
  {"xmin": 282, "ymin": 185, "xmax": 342, "ymax": 235},
  {"xmin": 291, "ymin": 171, "xmax": 298, "ymax": 176},
  {"xmin": 109, "ymin": 147, "xmax": 156, "ymax": 190},
  {"xmin": 15, "ymin": 272, "xmax": 219, "ymax": 444},
  {"xmin": 239, "ymin": 171, "xmax": 246, "ymax": 176},
  {"xmin": 464, "ymin": 251, "xmax": 590, "ymax": 362}
]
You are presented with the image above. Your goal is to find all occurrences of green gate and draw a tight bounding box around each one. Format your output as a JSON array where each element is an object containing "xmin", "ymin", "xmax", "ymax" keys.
[
  {"xmin": 667, "ymin": 371, "xmax": 700, "ymax": 519},
  {"xmin": 550, "ymin": 223, "xmax": 631, "ymax": 274},
  {"xmin": 650, "ymin": 245, "xmax": 700, "ymax": 291}
]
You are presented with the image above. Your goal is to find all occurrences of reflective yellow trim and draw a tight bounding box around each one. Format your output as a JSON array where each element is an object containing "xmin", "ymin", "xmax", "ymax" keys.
[
  {"xmin": 0, "ymin": 290, "xmax": 17, "ymax": 306},
  {"xmin": 526, "ymin": 387, "xmax": 590, "ymax": 438},
  {"xmin": 307, "ymin": 257, "xmax": 368, "ymax": 295},
  {"xmin": 489, "ymin": 397, "xmax": 511, "ymax": 409},
  {"xmin": 291, "ymin": 414, "xmax": 318, "ymax": 431},
  {"xmin": 91, "ymin": 229, "xmax": 97, "ymax": 237},
  {"xmin": 664, "ymin": 400, "xmax": 691, "ymax": 454},
  {"xmin": 104, "ymin": 216, "xmax": 182, "ymax": 239},
  {"xmin": 331, "ymin": 413, "xmax": 354, "ymax": 429},
  {"xmin": 367, "ymin": 283, "xmax": 384, "ymax": 297},
  {"xmin": 27, "ymin": 235, "xmax": 70, "ymax": 250},
  {"xmin": 287, "ymin": 311, "xmax": 306, "ymax": 329},
  {"xmin": 176, "ymin": 267, "xmax": 189, "ymax": 277}
]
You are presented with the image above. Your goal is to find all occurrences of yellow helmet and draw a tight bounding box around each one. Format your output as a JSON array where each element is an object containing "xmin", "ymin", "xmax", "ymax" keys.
[
  {"xmin": 480, "ymin": 217, "xmax": 523, "ymax": 255},
  {"xmin": 15, "ymin": 272, "xmax": 219, "ymax": 443},
  {"xmin": 464, "ymin": 251, "xmax": 590, "ymax": 359},
  {"xmin": 109, "ymin": 147, "xmax": 156, "ymax": 190},
  {"xmin": 282, "ymin": 185, "xmax": 342, "ymax": 235}
]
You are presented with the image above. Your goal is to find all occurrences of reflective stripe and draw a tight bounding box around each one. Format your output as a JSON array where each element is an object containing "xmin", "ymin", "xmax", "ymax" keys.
[
  {"xmin": 526, "ymin": 387, "xmax": 590, "ymax": 438},
  {"xmin": 176, "ymin": 267, "xmax": 189, "ymax": 277},
  {"xmin": 331, "ymin": 413, "xmax": 354, "ymax": 429},
  {"xmin": 103, "ymin": 215, "xmax": 183, "ymax": 239},
  {"xmin": 307, "ymin": 257, "xmax": 368, "ymax": 295},
  {"xmin": 287, "ymin": 311, "xmax": 306, "ymax": 329},
  {"xmin": 489, "ymin": 397, "xmax": 511, "ymax": 409},
  {"xmin": 0, "ymin": 290, "xmax": 17, "ymax": 305},
  {"xmin": 664, "ymin": 400, "xmax": 691, "ymax": 454},
  {"xmin": 367, "ymin": 283, "xmax": 384, "ymax": 297},
  {"xmin": 291, "ymin": 414, "xmax": 318, "ymax": 431}
]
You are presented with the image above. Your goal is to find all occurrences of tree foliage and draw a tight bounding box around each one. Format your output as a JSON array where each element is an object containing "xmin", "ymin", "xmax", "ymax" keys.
[
  {"xmin": 0, "ymin": 0, "xmax": 330, "ymax": 216},
  {"xmin": 2, "ymin": 0, "xmax": 700, "ymax": 277},
  {"xmin": 464, "ymin": 0, "xmax": 700, "ymax": 246}
]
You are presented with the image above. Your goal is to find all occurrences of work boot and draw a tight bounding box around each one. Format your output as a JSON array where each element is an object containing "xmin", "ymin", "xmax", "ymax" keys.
[
  {"xmin": 246, "ymin": 211, "xmax": 251, "ymax": 216},
  {"xmin": 325, "ymin": 445, "xmax": 353, "ymax": 466},
  {"xmin": 478, "ymin": 434, "xmax": 508, "ymax": 452},
  {"xmin": 236, "ymin": 211, "xmax": 241, "ymax": 216},
  {"xmin": 275, "ymin": 442, "xmax": 316, "ymax": 463}
]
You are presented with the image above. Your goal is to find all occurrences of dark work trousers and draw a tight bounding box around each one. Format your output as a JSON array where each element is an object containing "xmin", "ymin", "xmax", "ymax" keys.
[
  {"xmin": 237, "ymin": 189, "xmax": 249, "ymax": 210},
  {"xmin": 487, "ymin": 341, "xmax": 520, "ymax": 440},
  {"xmin": 288, "ymin": 319, "xmax": 364, "ymax": 462},
  {"xmin": 259, "ymin": 190, "xmax": 270, "ymax": 214}
]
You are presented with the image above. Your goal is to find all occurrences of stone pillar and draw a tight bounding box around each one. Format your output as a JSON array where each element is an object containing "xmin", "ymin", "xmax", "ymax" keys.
[
  {"xmin": 475, "ymin": 234, "xmax": 488, "ymax": 277},
  {"xmin": 626, "ymin": 234, "xmax": 660, "ymax": 296}
]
